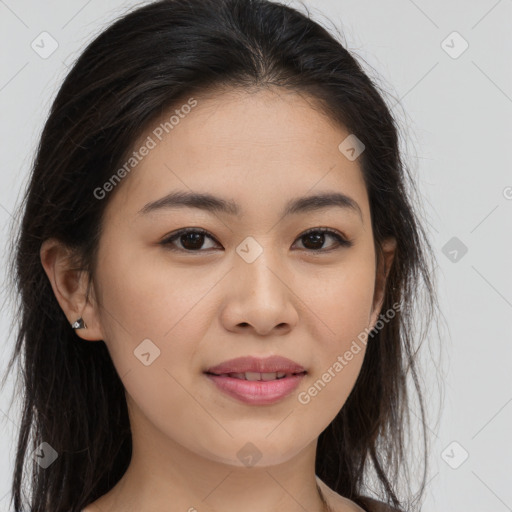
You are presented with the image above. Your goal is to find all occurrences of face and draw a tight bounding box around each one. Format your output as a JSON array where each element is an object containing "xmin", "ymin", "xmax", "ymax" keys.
[{"xmin": 74, "ymin": 88, "xmax": 394, "ymax": 467}]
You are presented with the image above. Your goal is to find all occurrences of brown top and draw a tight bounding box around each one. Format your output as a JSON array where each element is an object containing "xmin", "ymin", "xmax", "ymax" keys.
[
  {"xmin": 316, "ymin": 476, "xmax": 357, "ymax": 511},
  {"xmin": 316, "ymin": 476, "xmax": 404, "ymax": 512},
  {"xmin": 82, "ymin": 491, "xmax": 403, "ymax": 512}
]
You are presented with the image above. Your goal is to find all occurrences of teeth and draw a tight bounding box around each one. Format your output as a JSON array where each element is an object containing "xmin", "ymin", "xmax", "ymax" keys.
[
  {"xmin": 227, "ymin": 371, "xmax": 290, "ymax": 380},
  {"xmin": 246, "ymin": 371, "xmax": 267, "ymax": 381}
]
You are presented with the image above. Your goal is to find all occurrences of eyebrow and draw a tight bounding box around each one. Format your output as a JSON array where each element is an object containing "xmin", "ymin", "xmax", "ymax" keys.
[{"xmin": 137, "ymin": 190, "xmax": 363, "ymax": 221}]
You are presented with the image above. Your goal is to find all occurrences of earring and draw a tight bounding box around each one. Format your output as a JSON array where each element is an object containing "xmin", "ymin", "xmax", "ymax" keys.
[{"xmin": 71, "ymin": 317, "xmax": 87, "ymax": 329}]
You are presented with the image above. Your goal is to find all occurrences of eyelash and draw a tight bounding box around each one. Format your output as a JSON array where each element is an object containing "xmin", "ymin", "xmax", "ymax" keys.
[{"xmin": 160, "ymin": 227, "xmax": 353, "ymax": 253}]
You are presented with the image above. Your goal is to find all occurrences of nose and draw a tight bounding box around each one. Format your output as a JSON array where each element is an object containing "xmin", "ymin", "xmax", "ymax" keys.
[{"xmin": 219, "ymin": 245, "xmax": 299, "ymax": 337}]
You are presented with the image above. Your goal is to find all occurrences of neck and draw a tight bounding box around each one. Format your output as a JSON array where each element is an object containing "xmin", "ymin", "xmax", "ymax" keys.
[{"xmin": 97, "ymin": 402, "xmax": 328, "ymax": 512}]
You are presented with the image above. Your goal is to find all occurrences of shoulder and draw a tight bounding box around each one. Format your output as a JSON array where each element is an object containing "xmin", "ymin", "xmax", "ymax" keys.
[{"xmin": 316, "ymin": 476, "xmax": 365, "ymax": 511}]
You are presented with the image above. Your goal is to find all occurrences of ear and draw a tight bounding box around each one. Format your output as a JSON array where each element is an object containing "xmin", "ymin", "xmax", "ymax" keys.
[
  {"xmin": 40, "ymin": 238, "xmax": 104, "ymax": 342},
  {"xmin": 368, "ymin": 237, "xmax": 397, "ymax": 331}
]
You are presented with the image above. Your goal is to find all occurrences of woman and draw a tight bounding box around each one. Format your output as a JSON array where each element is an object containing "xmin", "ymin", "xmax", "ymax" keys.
[{"xmin": 3, "ymin": 0, "xmax": 440, "ymax": 510}]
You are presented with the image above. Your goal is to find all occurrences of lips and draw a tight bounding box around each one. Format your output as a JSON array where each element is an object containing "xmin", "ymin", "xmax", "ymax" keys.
[
  {"xmin": 205, "ymin": 372, "xmax": 306, "ymax": 405},
  {"xmin": 204, "ymin": 355, "xmax": 307, "ymax": 377},
  {"xmin": 204, "ymin": 355, "xmax": 307, "ymax": 405}
]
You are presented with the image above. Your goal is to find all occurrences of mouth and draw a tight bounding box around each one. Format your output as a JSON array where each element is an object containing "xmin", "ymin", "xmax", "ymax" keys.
[
  {"xmin": 203, "ymin": 355, "xmax": 307, "ymax": 404},
  {"xmin": 204, "ymin": 370, "xmax": 307, "ymax": 380},
  {"xmin": 203, "ymin": 370, "xmax": 307, "ymax": 405}
]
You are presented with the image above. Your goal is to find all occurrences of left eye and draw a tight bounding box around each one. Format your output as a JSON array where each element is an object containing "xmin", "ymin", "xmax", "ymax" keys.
[
  {"xmin": 160, "ymin": 227, "xmax": 353, "ymax": 253},
  {"xmin": 295, "ymin": 228, "xmax": 353, "ymax": 251}
]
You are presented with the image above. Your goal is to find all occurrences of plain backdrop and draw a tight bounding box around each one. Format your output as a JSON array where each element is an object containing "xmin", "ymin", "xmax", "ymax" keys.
[{"xmin": 0, "ymin": 1, "xmax": 511, "ymax": 511}]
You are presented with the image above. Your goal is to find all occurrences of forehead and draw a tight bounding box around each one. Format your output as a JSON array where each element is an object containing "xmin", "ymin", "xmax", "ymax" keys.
[{"xmin": 103, "ymin": 87, "xmax": 369, "ymax": 222}]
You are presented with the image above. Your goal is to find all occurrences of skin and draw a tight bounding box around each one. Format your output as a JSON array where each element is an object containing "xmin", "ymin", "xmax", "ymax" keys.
[{"xmin": 40, "ymin": 87, "xmax": 396, "ymax": 512}]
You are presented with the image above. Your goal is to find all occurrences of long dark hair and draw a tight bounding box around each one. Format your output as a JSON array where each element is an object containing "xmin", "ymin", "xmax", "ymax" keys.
[{"xmin": 2, "ymin": 0, "xmax": 441, "ymax": 510}]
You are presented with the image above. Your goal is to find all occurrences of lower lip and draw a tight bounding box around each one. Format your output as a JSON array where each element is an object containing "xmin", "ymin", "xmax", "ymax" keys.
[{"xmin": 205, "ymin": 372, "xmax": 306, "ymax": 405}]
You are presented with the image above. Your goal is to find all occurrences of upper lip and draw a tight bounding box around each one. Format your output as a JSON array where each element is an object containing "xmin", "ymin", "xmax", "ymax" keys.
[{"xmin": 205, "ymin": 356, "xmax": 307, "ymax": 375}]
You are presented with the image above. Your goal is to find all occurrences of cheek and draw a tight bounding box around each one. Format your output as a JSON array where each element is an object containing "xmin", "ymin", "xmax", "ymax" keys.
[
  {"xmin": 96, "ymin": 242, "xmax": 215, "ymax": 334},
  {"xmin": 93, "ymin": 245, "xmax": 215, "ymax": 382},
  {"xmin": 92, "ymin": 252, "xmax": 210, "ymax": 444},
  {"xmin": 301, "ymin": 253, "xmax": 376, "ymax": 342},
  {"xmin": 295, "ymin": 292, "xmax": 371, "ymax": 429},
  {"xmin": 296, "ymin": 256, "xmax": 375, "ymax": 409}
]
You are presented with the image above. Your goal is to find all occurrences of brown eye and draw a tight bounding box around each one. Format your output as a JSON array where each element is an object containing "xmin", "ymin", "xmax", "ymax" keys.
[
  {"xmin": 160, "ymin": 227, "xmax": 353, "ymax": 254},
  {"xmin": 161, "ymin": 228, "xmax": 220, "ymax": 252},
  {"xmin": 294, "ymin": 228, "xmax": 353, "ymax": 252}
]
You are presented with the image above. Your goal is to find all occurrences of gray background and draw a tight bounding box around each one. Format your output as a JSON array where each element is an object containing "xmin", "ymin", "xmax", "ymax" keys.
[{"xmin": 0, "ymin": 1, "xmax": 511, "ymax": 510}]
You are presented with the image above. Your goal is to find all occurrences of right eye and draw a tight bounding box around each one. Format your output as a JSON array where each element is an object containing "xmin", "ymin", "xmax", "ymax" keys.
[{"xmin": 160, "ymin": 228, "xmax": 222, "ymax": 252}]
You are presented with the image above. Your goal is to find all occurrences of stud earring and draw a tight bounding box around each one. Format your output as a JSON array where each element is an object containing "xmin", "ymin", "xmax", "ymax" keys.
[{"xmin": 71, "ymin": 317, "xmax": 87, "ymax": 329}]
